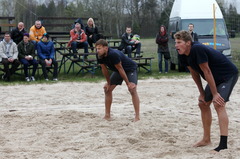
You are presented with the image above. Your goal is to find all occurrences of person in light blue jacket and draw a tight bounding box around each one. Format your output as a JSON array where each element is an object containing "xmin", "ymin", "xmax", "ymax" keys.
[{"xmin": 37, "ymin": 33, "xmax": 58, "ymax": 81}]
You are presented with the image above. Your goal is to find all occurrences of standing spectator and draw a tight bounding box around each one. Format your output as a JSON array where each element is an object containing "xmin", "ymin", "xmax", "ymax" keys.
[
  {"xmin": 155, "ymin": 25, "xmax": 170, "ymax": 73},
  {"xmin": 175, "ymin": 30, "xmax": 238, "ymax": 152},
  {"xmin": 188, "ymin": 23, "xmax": 198, "ymax": 42},
  {"xmin": 85, "ymin": 18, "xmax": 100, "ymax": 52},
  {"xmin": 67, "ymin": 23, "xmax": 89, "ymax": 59},
  {"xmin": 29, "ymin": 20, "xmax": 46, "ymax": 46},
  {"xmin": 118, "ymin": 27, "xmax": 142, "ymax": 58},
  {"xmin": 96, "ymin": 39, "xmax": 140, "ymax": 122},
  {"xmin": 11, "ymin": 22, "xmax": 26, "ymax": 45},
  {"xmin": 18, "ymin": 33, "xmax": 38, "ymax": 82},
  {"xmin": 37, "ymin": 33, "xmax": 58, "ymax": 81},
  {"xmin": 0, "ymin": 32, "xmax": 20, "ymax": 81}
]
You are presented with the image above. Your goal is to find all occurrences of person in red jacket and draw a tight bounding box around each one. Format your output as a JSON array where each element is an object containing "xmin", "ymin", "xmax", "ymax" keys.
[{"xmin": 68, "ymin": 23, "xmax": 89, "ymax": 59}]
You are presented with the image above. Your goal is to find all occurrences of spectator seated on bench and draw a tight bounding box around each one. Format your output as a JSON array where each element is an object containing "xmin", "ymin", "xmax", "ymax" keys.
[
  {"xmin": 29, "ymin": 20, "xmax": 47, "ymax": 49},
  {"xmin": 18, "ymin": 33, "xmax": 38, "ymax": 82},
  {"xmin": 0, "ymin": 32, "xmax": 20, "ymax": 81},
  {"xmin": 86, "ymin": 18, "xmax": 102, "ymax": 52},
  {"xmin": 67, "ymin": 23, "xmax": 89, "ymax": 59},
  {"xmin": 37, "ymin": 33, "xmax": 58, "ymax": 81},
  {"xmin": 11, "ymin": 22, "xmax": 26, "ymax": 45},
  {"xmin": 118, "ymin": 26, "xmax": 142, "ymax": 58}
]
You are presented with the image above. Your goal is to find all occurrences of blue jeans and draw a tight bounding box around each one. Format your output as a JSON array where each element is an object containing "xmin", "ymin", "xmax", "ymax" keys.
[
  {"xmin": 125, "ymin": 43, "xmax": 141, "ymax": 58},
  {"xmin": 20, "ymin": 58, "xmax": 38, "ymax": 77},
  {"xmin": 31, "ymin": 40, "xmax": 38, "ymax": 50},
  {"xmin": 71, "ymin": 41, "xmax": 89, "ymax": 57},
  {"xmin": 158, "ymin": 52, "xmax": 168, "ymax": 72}
]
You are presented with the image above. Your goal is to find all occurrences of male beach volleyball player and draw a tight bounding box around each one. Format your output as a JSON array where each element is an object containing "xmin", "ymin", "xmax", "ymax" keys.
[
  {"xmin": 95, "ymin": 39, "xmax": 140, "ymax": 122},
  {"xmin": 174, "ymin": 30, "xmax": 238, "ymax": 152}
]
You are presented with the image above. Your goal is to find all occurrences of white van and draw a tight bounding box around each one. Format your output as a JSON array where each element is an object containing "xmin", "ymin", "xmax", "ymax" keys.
[{"xmin": 168, "ymin": 0, "xmax": 231, "ymax": 71}]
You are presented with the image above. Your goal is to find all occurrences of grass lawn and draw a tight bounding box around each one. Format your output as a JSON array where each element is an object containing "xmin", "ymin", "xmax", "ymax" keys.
[{"xmin": 0, "ymin": 37, "xmax": 239, "ymax": 85}]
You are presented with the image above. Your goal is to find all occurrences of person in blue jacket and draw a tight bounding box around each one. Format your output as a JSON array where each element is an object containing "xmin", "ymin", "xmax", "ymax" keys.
[{"xmin": 37, "ymin": 33, "xmax": 58, "ymax": 81}]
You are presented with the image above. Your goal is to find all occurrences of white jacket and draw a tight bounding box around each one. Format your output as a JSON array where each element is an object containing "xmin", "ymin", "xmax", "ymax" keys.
[{"xmin": 0, "ymin": 39, "xmax": 18, "ymax": 62}]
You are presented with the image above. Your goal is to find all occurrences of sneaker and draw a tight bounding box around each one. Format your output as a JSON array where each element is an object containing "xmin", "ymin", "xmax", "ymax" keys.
[
  {"xmin": 31, "ymin": 76, "xmax": 35, "ymax": 81},
  {"xmin": 136, "ymin": 54, "xmax": 142, "ymax": 58},
  {"xmin": 159, "ymin": 72, "xmax": 162, "ymax": 74},
  {"xmin": 2, "ymin": 73, "xmax": 6, "ymax": 80},
  {"xmin": 53, "ymin": 78, "xmax": 58, "ymax": 81},
  {"xmin": 25, "ymin": 77, "xmax": 30, "ymax": 82},
  {"xmin": 45, "ymin": 78, "xmax": 49, "ymax": 81}
]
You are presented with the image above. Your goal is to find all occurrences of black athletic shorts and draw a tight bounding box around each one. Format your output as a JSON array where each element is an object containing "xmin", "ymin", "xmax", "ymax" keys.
[
  {"xmin": 205, "ymin": 73, "xmax": 238, "ymax": 102},
  {"xmin": 110, "ymin": 69, "xmax": 138, "ymax": 85}
]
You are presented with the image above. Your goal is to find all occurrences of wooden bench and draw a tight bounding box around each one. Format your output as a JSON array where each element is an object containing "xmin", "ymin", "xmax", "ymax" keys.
[
  {"xmin": 54, "ymin": 40, "xmax": 97, "ymax": 74},
  {"xmin": 37, "ymin": 16, "xmax": 100, "ymax": 39},
  {"xmin": 131, "ymin": 57, "xmax": 154, "ymax": 73},
  {"xmin": 67, "ymin": 53, "xmax": 98, "ymax": 77},
  {"xmin": 0, "ymin": 17, "xmax": 16, "ymax": 39}
]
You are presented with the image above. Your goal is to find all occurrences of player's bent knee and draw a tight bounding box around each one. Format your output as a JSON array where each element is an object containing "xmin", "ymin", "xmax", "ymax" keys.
[
  {"xmin": 198, "ymin": 102, "xmax": 205, "ymax": 107},
  {"xmin": 128, "ymin": 87, "xmax": 137, "ymax": 95}
]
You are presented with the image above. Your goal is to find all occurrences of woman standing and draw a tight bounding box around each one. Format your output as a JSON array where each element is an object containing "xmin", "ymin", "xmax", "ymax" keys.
[
  {"xmin": 155, "ymin": 25, "xmax": 170, "ymax": 73},
  {"xmin": 85, "ymin": 18, "xmax": 99, "ymax": 52}
]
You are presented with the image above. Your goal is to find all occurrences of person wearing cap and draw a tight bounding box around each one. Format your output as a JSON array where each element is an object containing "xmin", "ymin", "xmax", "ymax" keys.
[
  {"xmin": 11, "ymin": 22, "xmax": 26, "ymax": 45},
  {"xmin": 0, "ymin": 32, "xmax": 21, "ymax": 81},
  {"xmin": 18, "ymin": 33, "xmax": 38, "ymax": 82},
  {"xmin": 37, "ymin": 33, "xmax": 58, "ymax": 81},
  {"xmin": 67, "ymin": 23, "xmax": 89, "ymax": 59}
]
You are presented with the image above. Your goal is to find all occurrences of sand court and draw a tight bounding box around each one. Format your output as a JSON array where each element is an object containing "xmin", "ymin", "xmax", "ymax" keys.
[{"xmin": 0, "ymin": 77, "xmax": 239, "ymax": 159}]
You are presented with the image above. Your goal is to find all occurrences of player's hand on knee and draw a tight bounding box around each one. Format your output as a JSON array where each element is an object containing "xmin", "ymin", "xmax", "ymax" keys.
[
  {"xmin": 128, "ymin": 82, "xmax": 136, "ymax": 90},
  {"xmin": 213, "ymin": 93, "xmax": 225, "ymax": 107}
]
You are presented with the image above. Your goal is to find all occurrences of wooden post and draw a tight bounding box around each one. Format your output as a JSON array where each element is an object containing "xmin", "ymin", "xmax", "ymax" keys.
[{"xmin": 213, "ymin": 3, "xmax": 216, "ymax": 50}]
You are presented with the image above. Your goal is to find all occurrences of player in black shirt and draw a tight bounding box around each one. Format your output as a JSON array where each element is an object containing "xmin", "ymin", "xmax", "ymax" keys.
[
  {"xmin": 174, "ymin": 30, "xmax": 238, "ymax": 152},
  {"xmin": 96, "ymin": 39, "xmax": 140, "ymax": 122}
]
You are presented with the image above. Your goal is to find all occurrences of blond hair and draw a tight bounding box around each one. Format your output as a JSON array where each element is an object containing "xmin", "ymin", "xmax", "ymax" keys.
[{"xmin": 87, "ymin": 18, "xmax": 95, "ymax": 28}]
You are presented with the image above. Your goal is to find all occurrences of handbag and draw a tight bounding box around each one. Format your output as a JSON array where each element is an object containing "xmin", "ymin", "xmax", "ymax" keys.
[{"xmin": 163, "ymin": 52, "xmax": 171, "ymax": 60}]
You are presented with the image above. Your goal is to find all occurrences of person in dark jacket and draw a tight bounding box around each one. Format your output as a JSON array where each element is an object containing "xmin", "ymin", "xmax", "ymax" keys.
[
  {"xmin": 118, "ymin": 27, "xmax": 141, "ymax": 58},
  {"xmin": 37, "ymin": 33, "xmax": 58, "ymax": 81},
  {"xmin": 18, "ymin": 33, "xmax": 38, "ymax": 82},
  {"xmin": 11, "ymin": 22, "xmax": 26, "ymax": 45},
  {"xmin": 188, "ymin": 23, "xmax": 198, "ymax": 42},
  {"xmin": 155, "ymin": 25, "xmax": 170, "ymax": 73},
  {"xmin": 85, "ymin": 18, "xmax": 100, "ymax": 52}
]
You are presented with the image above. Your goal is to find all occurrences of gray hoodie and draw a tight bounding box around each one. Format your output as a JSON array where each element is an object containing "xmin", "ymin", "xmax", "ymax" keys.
[{"xmin": 0, "ymin": 39, "xmax": 18, "ymax": 62}]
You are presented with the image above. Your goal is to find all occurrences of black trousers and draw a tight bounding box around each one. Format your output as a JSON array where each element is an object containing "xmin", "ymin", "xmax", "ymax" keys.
[
  {"xmin": 1, "ymin": 58, "xmax": 21, "ymax": 80},
  {"xmin": 39, "ymin": 59, "xmax": 58, "ymax": 79}
]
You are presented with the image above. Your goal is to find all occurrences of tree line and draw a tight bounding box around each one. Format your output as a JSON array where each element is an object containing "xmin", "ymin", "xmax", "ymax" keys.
[{"xmin": 0, "ymin": 0, "xmax": 239, "ymax": 38}]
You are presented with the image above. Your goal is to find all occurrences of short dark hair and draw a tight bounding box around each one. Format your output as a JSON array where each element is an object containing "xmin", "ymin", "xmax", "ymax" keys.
[
  {"xmin": 95, "ymin": 39, "xmax": 108, "ymax": 47},
  {"xmin": 4, "ymin": 32, "xmax": 10, "ymax": 36},
  {"xmin": 188, "ymin": 23, "xmax": 194, "ymax": 27}
]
